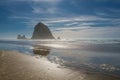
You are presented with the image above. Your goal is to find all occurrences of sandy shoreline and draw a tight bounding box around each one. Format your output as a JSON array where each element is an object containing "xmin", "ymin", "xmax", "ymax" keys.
[{"xmin": 0, "ymin": 50, "xmax": 120, "ymax": 80}]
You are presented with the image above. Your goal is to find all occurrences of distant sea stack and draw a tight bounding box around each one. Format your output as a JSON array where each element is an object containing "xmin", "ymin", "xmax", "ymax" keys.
[
  {"xmin": 31, "ymin": 22, "xmax": 54, "ymax": 39},
  {"xmin": 17, "ymin": 35, "xmax": 27, "ymax": 39}
]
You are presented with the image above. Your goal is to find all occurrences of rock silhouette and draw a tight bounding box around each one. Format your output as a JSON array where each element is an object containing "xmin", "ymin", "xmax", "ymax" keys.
[
  {"xmin": 31, "ymin": 22, "xmax": 54, "ymax": 39},
  {"xmin": 17, "ymin": 35, "xmax": 27, "ymax": 39}
]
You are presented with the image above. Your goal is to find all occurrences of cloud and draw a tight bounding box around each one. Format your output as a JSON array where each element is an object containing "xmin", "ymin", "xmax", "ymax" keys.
[
  {"xmin": 65, "ymin": 22, "xmax": 79, "ymax": 26},
  {"xmin": 43, "ymin": 16, "xmax": 109, "ymax": 24},
  {"xmin": 55, "ymin": 26, "xmax": 91, "ymax": 31},
  {"xmin": 9, "ymin": 16, "xmax": 32, "ymax": 20},
  {"xmin": 7, "ymin": 0, "xmax": 120, "ymax": 34},
  {"xmin": 10, "ymin": 14, "xmax": 120, "ymax": 30},
  {"xmin": 107, "ymin": 8, "xmax": 120, "ymax": 13},
  {"xmin": 53, "ymin": 26, "xmax": 120, "ymax": 39},
  {"xmin": 9, "ymin": 0, "xmax": 60, "ymax": 2},
  {"xmin": 8, "ymin": 0, "xmax": 120, "ymax": 29},
  {"xmin": 32, "ymin": 6, "xmax": 59, "ymax": 14},
  {"xmin": 28, "ymin": 0, "xmax": 62, "ymax": 17},
  {"xmin": 32, "ymin": 0, "xmax": 59, "ymax": 2}
]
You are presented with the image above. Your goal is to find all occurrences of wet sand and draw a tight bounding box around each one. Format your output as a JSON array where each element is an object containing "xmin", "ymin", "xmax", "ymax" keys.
[{"xmin": 0, "ymin": 50, "xmax": 120, "ymax": 80}]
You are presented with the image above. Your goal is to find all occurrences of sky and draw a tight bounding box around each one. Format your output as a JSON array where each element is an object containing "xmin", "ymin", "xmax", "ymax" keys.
[{"xmin": 0, "ymin": 0, "xmax": 120, "ymax": 39}]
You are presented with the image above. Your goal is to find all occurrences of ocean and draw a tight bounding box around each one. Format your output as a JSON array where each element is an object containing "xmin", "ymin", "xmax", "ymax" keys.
[{"xmin": 0, "ymin": 39, "xmax": 120, "ymax": 76}]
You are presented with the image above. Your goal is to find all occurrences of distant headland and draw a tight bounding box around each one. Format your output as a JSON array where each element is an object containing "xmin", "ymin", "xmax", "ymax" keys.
[{"xmin": 17, "ymin": 22, "xmax": 55, "ymax": 39}]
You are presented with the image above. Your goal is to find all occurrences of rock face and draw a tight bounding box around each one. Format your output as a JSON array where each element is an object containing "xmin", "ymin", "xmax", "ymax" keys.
[
  {"xmin": 17, "ymin": 35, "xmax": 27, "ymax": 39},
  {"xmin": 31, "ymin": 22, "xmax": 54, "ymax": 39}
]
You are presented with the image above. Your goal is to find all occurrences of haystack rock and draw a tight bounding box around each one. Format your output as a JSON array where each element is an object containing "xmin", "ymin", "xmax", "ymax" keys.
[{"xmin": 31, "ymin": 22, "xmax": 54, "ymax": 39}]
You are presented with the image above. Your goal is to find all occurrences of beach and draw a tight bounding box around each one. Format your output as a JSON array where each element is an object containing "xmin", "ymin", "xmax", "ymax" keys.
[
  {"xmin": 1, "ymin": 0, "xmax": 120, "ymax": 79},
  {"xmin": 0, "ymin": 50, "xmax": 120, "ymax": 80}
]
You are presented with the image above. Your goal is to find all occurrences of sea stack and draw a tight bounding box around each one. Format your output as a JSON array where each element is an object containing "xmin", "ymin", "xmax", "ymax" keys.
[
  {"xmin": 17, "ymin": 34, "xmax": 27, "ymax": 39},
  {"xmin": 31, "ymin": 22, "xmax": 54, "ymax": 39}
]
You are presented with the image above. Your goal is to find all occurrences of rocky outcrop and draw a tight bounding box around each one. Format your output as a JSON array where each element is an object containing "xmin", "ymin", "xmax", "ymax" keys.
[
  {"xmin": 31, "ymin": 22, "xmax": 54, "ymax": 39},
  {"xmin": 17, "ymin": 35, "xmax": 27, "ymax": 39}
]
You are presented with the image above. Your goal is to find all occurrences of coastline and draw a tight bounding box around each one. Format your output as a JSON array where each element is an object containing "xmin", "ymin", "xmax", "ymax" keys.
[{"xmin": 0, "ymin": 50, "xmax": 120, "ymax": 80}]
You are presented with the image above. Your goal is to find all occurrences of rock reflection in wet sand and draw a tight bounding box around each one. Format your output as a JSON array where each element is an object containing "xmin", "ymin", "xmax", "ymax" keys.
[
  {"xmin": 0, "ymin": 51, "xmax": 86, "ymax": 80},
  {"xmin": 32, "ymin": 46, "xmax": 50, "ymax": 56}
]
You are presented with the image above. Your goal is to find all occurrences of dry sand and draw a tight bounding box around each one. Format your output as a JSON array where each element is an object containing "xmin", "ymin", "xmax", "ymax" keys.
[{"xmin": 0, "ymin": 50, "xmax": 120, "ymax": 80}]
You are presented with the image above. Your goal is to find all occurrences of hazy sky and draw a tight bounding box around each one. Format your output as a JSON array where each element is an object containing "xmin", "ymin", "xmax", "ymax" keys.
[{"xmin": 0, "ymin": 0, "xmax": 120, "ymax": 39}]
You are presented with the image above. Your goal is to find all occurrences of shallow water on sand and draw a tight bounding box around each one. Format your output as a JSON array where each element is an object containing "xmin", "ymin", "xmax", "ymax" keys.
[{"xmin": 0, "ymin": 39, "xmax": 120, "ymax": 76}]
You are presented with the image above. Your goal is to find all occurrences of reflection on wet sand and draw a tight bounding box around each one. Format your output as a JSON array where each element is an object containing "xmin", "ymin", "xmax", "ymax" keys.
[
  {"xmin": 0, "ymin": 51, "xmax": 86, "ymax": 80},
  {"xmin": 0, "ymin": 50, "xmax": 120, "ymax": 80},
  {"xmin": 32, "ymin": 46, "xmax": 50, "ymax": 56}
]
